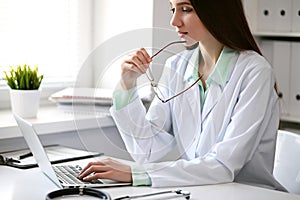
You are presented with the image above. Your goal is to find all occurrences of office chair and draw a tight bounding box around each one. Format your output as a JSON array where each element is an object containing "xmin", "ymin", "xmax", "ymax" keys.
[{"xmin": 273, "ymin": 130, "xmax": 300, "ymax": 194}]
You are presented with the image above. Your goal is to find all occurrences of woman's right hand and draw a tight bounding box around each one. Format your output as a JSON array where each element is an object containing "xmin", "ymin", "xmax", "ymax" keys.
[{"xmin": 120, "ymin": 48, "xmax": 152, "ymax": 90}]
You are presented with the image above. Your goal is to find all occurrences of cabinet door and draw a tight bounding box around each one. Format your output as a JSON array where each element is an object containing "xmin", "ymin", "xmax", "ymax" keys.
[
  {"xmin": 273, "ymin": 41, "xmax": 291, "ymax": 115},
  {"xmin": 257, "ymin": 0, "xmax": 275, "ymax": 31},
  {"xmin": 273, "ymin": 0, "xmax": 292, "ymax": 32},
  {"xmin": 291, "ymin": 0, "xmax": 300, "ymax": 32},
  {"xmin": 289, "ymin": 42, "xmax": 300, "ymax": 117}
]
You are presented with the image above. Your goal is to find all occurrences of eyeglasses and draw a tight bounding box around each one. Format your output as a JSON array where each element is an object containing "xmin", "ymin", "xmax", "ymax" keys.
[
  {"xmin": 146, "ymin": 41, "xmax": 203, "ymax": 103},
  {"xmin": 0, "ymin": 155, "xmax": 20, "ymax": 165}
]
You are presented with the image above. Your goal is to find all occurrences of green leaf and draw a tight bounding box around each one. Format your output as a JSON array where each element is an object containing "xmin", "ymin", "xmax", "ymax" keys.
[{"xmin": 2, "ymin": 64, "xmax": 43, "ymax": 90}]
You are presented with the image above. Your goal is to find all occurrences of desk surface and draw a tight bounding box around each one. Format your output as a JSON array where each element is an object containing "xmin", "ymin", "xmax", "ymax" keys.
[
  {"xmin": 1, "ymin": 158, "xmax": 299, "ymax": 200},
  {"xmin": 0, "ymin": 105, "xmax": 113, "ymax": 139}
]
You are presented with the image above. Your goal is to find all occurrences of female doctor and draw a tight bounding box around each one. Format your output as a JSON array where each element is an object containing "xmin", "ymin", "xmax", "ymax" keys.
[{"xmin": 79, "ymin": 0, "xmax": 286, "ymax": 191}]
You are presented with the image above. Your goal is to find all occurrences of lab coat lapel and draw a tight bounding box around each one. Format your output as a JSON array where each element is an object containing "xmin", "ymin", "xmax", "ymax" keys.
[
  {"xmin": 182, "ymin": 47, "xmax": 201, "ymax": 117},
  {"xmin": 175, "ymin": 80, "xmax": 201, "ymax": 160},
  {"xmin": 201, "ymin": 84, "xmax": 222, "ymax": 122},
  {"xmin": 186, "ymin": 85, "xmax": 201, "ymax": 159},
  {"xmin": 185, "ymin": 80, "xmax": 200, "ymax": 115},
  {"xmin": 175, "ymin": 48, "xmax": 201, "ymax": 159}
]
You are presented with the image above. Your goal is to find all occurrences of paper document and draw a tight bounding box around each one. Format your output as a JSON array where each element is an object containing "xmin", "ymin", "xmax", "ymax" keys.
[
  {"xmin": 49, "ymin": 87, "xmax": 113, "ymax": 105},
  {"xmin": 49, "ymin": 87, "xmax": 152, "ymax": 106}
]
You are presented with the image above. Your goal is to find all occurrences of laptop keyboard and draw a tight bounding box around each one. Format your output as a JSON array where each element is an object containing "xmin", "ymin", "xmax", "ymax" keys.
[{"xmin": 53, "ymin": 165, "xmax": 103, "ymax": 185}]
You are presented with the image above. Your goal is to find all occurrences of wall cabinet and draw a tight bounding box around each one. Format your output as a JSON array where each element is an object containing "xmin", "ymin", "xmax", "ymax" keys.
[{"xmin": 244, "ymin": 0, "xmax": 300, "ymax": 125}]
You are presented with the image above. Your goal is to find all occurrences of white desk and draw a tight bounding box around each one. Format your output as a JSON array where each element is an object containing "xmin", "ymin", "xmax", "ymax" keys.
[
  {"xmin": 0, "ymin": 158, "xmax": 299, "ymax": 200},
  {"xmin": 0, "ymin": 105, "xmax": 114, "ymax": 139}
]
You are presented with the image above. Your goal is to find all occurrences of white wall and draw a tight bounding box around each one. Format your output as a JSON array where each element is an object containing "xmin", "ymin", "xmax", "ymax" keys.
[
  {"xmin": 75, "ymin": 0, "xmax": 94, "ymax": 87},
  {"xmin": 152, "ymin": 0, "xmax": 183, "ymax": 80},
  {"xmin": 90, "ymin": 0, "xmax": 182, "ymax": 89},
  {"xmin": 92, "ymin": 0, "xmax": 153, "ymax": 47},
  {"xmin": 91, "ymin": 0, "xmax": 153, "ymax": 89}
]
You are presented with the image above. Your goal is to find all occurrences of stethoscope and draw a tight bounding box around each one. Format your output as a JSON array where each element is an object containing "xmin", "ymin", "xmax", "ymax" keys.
[{"xmin": 46, "ymin": 188, "xmax": 191, "ymax": 199}]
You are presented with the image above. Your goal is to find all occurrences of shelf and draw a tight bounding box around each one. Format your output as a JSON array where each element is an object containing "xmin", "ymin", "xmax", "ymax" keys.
[
  {"xmin": 253, "ymin": 32, "xmax": 300, "ymax": 38},
  {"xmin": 0, "ymin": 105, "xmax": 115, "ymax": 139},
  {"xmin": 281, "ymin": 114, "xmax": 300, "ymax": 124}
]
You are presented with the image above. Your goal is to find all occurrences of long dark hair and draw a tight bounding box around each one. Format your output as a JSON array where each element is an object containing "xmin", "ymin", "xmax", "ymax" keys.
[
  {"xmin": 189, "ymin": 0, "xmax": 280, "ymax": 93},
  {"xmin": 190, "ymin": 0, "xmax": 262, "ymax": 55}
]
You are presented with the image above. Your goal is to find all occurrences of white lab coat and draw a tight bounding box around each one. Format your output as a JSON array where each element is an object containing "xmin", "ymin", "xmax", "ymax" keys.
[{"xmin": 110, "ymin": 47, "xmax": 286, "ymax": 190}]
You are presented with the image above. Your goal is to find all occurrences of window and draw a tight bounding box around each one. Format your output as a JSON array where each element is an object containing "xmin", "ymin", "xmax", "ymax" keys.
[{"xmin": 0, "ymin": 0, "xmax": 92, "ymax": 108}]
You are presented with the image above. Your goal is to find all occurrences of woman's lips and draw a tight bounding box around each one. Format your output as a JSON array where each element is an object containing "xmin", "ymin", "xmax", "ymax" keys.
[{"xmin": 178, "ymin": 31, "xmax": 188, "ymax": 38}]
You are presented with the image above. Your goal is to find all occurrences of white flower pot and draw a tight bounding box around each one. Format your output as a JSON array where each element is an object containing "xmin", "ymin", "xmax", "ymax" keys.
[{"xmin": 9, "ymin": 89, "xmax": 41, "ymax": 118}]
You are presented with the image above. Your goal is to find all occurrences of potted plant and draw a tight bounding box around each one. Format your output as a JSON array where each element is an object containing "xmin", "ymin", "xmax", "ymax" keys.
[{"xmin": 3, "ymin": 64, "xmax": 44, "ymax": 118}]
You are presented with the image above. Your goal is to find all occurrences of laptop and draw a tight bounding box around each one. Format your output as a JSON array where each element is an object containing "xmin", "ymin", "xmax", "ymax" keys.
[{"xmin": 14, "ymin": 114, "xmax": 131, "ymax": 188}]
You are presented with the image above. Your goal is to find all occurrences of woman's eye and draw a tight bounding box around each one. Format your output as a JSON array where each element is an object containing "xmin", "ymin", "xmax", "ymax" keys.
[
  {"xmin": 170, "ymin": 6, "xmax": 193, "ymax": 14},
  {"xmin": 182, "ymin": 7, "xmax": 193, "ymax": 13}
]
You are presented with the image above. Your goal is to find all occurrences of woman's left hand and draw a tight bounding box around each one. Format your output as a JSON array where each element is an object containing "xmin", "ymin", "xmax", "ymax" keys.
[{"xmin": 77, "ymin": 158, "xmax": 132, "ymax": 183}]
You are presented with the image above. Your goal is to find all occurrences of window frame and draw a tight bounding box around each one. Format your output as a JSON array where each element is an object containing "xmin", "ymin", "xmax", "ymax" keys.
[{"xmin": 0, "ymin": 0, "xmax": 94, "ymax": 109}]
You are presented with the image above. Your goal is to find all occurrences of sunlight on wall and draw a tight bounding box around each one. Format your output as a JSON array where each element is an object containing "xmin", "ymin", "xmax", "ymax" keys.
[{"xmin": 92, "ymin": 0, "xmax": 153, "ymax": 89}]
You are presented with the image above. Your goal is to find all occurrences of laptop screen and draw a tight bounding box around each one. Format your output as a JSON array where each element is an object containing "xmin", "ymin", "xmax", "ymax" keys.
[{"xmin": 14, "ymin": 114, "xmax": 62, "ymax": 188}]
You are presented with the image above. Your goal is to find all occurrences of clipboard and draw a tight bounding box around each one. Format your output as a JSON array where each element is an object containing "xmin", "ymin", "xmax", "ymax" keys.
[{"xmin": 0, "ymin": 145, "xmax": 103, "ymax": 169}]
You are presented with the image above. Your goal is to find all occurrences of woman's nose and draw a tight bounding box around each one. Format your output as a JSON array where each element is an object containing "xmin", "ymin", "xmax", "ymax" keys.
[{"xmin": 170, "ymin": 11, "xmax": 182, "ymax": 27}]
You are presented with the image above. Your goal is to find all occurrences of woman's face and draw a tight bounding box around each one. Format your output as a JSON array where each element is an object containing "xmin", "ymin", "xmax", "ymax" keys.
[{"xmin": 169, "ymin": 0, "xmax": 210, "ymax": 46}]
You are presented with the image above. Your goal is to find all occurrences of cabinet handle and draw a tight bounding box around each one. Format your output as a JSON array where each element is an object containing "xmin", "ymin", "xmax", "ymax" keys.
[
  {"xmin": 263, "ymin": 10, "xmax": 269, "ymax": 16},
  {"xmin": 280, "ymin": 10, "xmax": 286, "ymax": 16},
  {"xmin": 296, "ymin": 94, "xmax": 300, "ymax": 101}
]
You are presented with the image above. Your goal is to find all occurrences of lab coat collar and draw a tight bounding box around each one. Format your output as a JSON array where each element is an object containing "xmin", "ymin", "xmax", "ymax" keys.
[
  {"xmin": 183, "ymin": 46, "xmax": 199, "ymax": 81},
  {"xmin": 182, "ymin": 46, "xmax": 239, "ymax": 122},
  {"xmin": 207, "ymin": 47, "xmax": 236, "ymax": 89},
  {"xmin": 184, "ymin": 46, "xmax": 236, "ymax": 88},
  {"xmin": 201, "ymin": 47, "xmax": 238, "ymax": 121}
]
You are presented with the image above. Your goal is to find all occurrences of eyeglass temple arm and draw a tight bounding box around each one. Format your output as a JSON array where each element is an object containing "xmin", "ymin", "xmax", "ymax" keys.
[
  {"xmin": 150, "ymin": 40, "xmax": 186, "ymax": 59},
  {"xmin": 162, "ymin": 74, "xmax": 203, "ymax": 103},
  {"xmin": 147, "ymin": 40, "xmax": 186, "ymax": 82}
]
